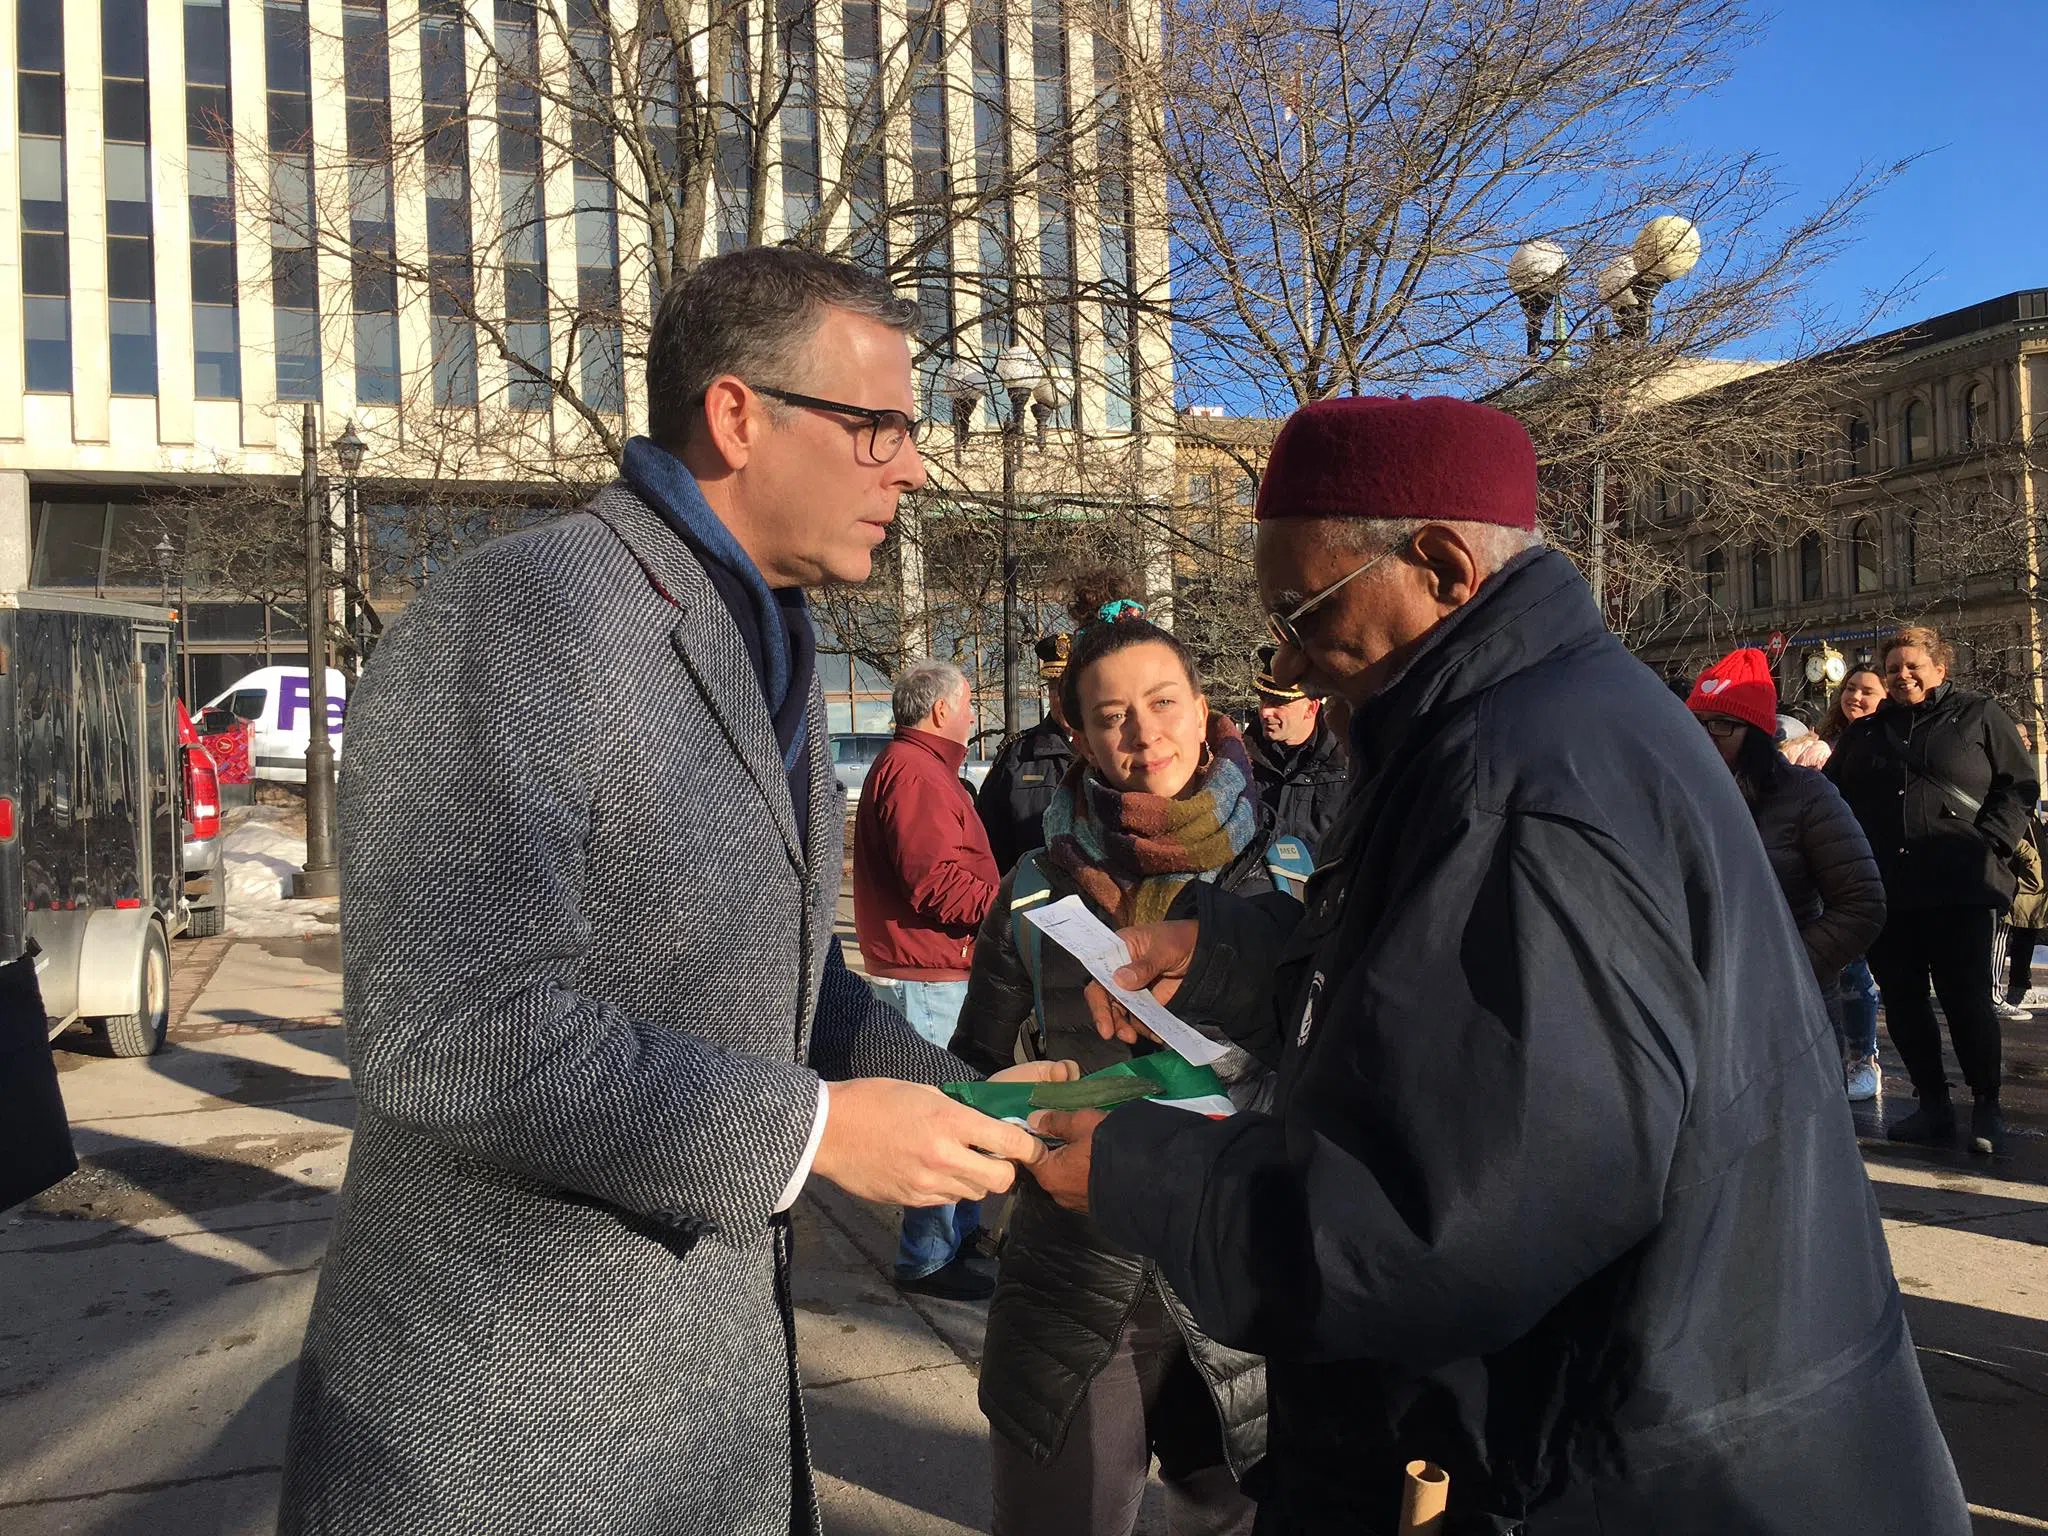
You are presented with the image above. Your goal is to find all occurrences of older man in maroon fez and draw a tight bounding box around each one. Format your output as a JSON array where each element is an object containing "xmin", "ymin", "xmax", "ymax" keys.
[{"xmin": 1026, "ymin": 398, "xmax": 1967, "ymax": 1534}]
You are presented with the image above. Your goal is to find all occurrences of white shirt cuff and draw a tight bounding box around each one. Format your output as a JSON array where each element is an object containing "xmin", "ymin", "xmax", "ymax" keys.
[{"xmin": 772, "ymin": 1080, "xmax": 830, "ymax": 1214}]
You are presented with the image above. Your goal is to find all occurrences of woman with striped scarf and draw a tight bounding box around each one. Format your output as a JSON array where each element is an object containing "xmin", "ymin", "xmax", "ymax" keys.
[{"xmin": 952, "ymin": 613, "xmax": 1299, "ymax": 1536}]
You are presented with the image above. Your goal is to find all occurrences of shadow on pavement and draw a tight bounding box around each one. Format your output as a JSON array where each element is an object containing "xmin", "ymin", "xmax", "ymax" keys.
[{"xmin": 1905, "ymin": 1293, "xmax": 2048, "ymax": 1530}]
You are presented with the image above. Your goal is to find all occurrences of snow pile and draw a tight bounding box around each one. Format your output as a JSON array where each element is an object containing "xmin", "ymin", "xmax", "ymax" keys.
[{"xmin": 222, "ymin": 805, "xmax": 341, "ymax": 937}]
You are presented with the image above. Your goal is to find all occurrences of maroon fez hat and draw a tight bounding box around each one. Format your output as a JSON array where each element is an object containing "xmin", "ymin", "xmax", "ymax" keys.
[{"xmin": 1254, "ymin": 396, "xmax": 1538, "ymax": 531}]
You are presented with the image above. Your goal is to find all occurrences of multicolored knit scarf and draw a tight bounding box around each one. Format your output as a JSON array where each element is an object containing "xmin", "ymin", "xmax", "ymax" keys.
[{"xmin": 1042, "ymin": 714, "xmax": 1259, "ymax": 927}]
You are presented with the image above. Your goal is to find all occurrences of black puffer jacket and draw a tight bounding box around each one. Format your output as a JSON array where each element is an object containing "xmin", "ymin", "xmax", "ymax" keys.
[
  {"xmin": 1748, "ymin": 763, "xmax": 1885, "ymax": 986},
  {"xmin": 951, "ymin": 831, "xmax": 1281, "ymax": 1478},
  {"xmin": 975, "ymin": 719, "xmax": 1077, "ymax": 874},
  {"xmin": 1245, "ymin": 717, "xmax": 1351, "ymax": 853},
  {"xmin": 1826, "ymin": 683, "xmax": 2038, "ymax": 912}
]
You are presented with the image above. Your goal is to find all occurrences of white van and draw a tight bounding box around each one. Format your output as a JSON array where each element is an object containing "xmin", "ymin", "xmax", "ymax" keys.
[{"xmin": 200, "ymin": 666, "xmax": 348, "ymax": 784}]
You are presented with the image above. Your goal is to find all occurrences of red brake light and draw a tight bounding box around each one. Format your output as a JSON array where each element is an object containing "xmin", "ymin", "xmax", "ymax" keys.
[
  {"xmin": 0, "ymin": 797, "xmax": 13, "ymax": 841},
  {"xmin": 190, "ymin": 755, "xmax": 221, "ymax": 841}
]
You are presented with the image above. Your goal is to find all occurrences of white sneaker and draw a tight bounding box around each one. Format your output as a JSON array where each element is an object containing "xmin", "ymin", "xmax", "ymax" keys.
[
  {"xmin": 1845, "ymin": 1058, "xmax": 1882, "ymax": 1102},
  {"xmin": 1996, "ymin": 999, "xmax": 2033, "ymax": 1021}
]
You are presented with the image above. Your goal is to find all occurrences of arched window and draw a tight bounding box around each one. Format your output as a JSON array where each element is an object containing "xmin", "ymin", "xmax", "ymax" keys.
[
  {"xmin": 1852, "ymin": 519, "xmax": 1881, "ymax": 593},
  {"xmin": 1799, "ymin": 531, "xmax": 1825, "ymax": 601},
  {"xmin": 1750, "ymin": 546, "xmax": 1774, "ymax": 608},
  {"xmin": 1845, "ymin": 416, "xmax": 1870, "ymax": 478},
  {"xmin": 1963, "ymin": 383, "xmax": 1990, "ymax": 449},
  {"xmin": 1902, "ymin": 400, "xmax": 1931, "ymax": 465}
]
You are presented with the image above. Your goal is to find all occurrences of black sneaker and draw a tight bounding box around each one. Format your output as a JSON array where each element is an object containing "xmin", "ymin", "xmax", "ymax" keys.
[
  {"xmin": 897, "ymin": 1251, "xmax": 996, "ymax": 1302},
  {"xmin": 1887, "ymin": 1099, "xmax": 1957, "ymax": 1146},
  {"xmin": 1970, "ymin": 1097, "xmax": 2006, "ymax": 1157}
]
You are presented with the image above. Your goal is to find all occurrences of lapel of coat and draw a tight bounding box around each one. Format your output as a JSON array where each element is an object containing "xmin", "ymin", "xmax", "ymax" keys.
[{"xmin": 588, "ymin": 484, "xmax": 805, "ymax": 869}]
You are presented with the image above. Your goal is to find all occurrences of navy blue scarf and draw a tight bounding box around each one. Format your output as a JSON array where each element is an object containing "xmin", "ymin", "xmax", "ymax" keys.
[{"xmin": 621, "ymin": 437, "xmax": 812, "ymax": 776}]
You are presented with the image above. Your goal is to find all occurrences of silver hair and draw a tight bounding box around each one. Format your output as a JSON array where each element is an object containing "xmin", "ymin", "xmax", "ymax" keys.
[
  {"xmin": 645, "ymin": 247, "xmax": 920, "ymax": 450},
  {"xmin": 1300, "ymin": 517, "xmax": 1543, "ymax": 578},
  {"xmin": 892, "ymin": 659, "xmax": 969, "ymax": 729}
]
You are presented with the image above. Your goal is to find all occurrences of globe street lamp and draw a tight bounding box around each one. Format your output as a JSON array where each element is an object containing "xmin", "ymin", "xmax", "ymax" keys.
[
  {"xmin": 1506, "ymin": 216, "xmax": 1703, "ymax": 615},
  {"xmin": 1505, "ymin": 239, "xmax": 1567, "ymax": 359}
]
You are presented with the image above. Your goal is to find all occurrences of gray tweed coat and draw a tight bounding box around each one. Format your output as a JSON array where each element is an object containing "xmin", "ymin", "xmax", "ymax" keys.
[{"xmin": 278, "ymin": 483, "xmax": 962, "ymax": 1535}]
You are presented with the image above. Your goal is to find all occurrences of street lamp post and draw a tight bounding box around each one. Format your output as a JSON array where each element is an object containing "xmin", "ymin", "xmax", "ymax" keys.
[
  {"xmin": 153, "ymin": 532, "xmax": 191, "ymax": 703},
  {"xmin": 333, "ymin": 419, "xmax": 367, "ymax": 673},
  {"xmin": 992, "ymin": 344, "xmax": 1044, "ymax": 737},
  {"xmin": 291, "ymin": 405, "xmax": 346, "ymax": 900},
  {"xmin": 1507, "ymin": 216, "xmax": 1702, "ymax": 618}
]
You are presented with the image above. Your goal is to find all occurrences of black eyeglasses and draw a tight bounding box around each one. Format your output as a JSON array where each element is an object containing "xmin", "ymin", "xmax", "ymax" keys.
[
  {"xmin": 751, "ymin": 385, "xmax": 930, "ymax": 465},
  {"xmin": 1700, "ymin": 716, "xmax": 1745, "ymax": 739}
]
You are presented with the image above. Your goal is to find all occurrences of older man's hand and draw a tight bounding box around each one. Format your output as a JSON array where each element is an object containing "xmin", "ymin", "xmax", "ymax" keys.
[
  {"xmin": 1024, "ymin": 1108, "xmax": 1109, "ymax": 1213},
  {"xmin": 1083, "ymin": 919, "xmax": 1200, "ymax": 1046}
]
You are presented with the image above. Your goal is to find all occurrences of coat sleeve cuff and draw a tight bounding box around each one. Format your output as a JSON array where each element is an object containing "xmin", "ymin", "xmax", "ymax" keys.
[
  {"xmin": 771, "ymin": 1079, "xmax": 829, "ymax": 1214},
  {"xmin": 1091, "ymin": 1099, "xmax": 1232, "ymax": 1266}
]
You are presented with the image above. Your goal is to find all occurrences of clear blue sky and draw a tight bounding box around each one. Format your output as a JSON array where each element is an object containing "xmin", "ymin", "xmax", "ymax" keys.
[{"xmin": 1664, "ymin": 1, "xmax": 2045, "ymax": 346}]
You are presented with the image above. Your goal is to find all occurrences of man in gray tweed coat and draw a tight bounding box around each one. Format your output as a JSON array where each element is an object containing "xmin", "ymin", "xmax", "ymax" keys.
[{"xmin": 278, "ymin": 249, "xmax": 1067, "ymax": 1534}]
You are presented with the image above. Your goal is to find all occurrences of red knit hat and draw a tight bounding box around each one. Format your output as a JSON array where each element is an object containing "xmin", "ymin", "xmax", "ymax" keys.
[
  {"xmin": 1254, "ymin": 396, "xmax": 1538, "ymax": 529},
  {"xmin": 1686, "ymin": 648, "xmax": 1780, "ymax": 736}
]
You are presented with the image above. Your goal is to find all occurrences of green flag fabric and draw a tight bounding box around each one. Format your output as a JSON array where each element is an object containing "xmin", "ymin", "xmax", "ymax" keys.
[{"xmin": 944, "ymin": 1051, "xmax": 1235, "ymax": 1122}]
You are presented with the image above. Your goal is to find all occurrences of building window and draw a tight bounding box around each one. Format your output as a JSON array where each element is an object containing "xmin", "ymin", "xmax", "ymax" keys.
[
  {"xmin": 1851, "ymin": 519, "xmax": 1881, "ymax": 593},
  {"xmin": 1096, "ymin": 18, "xmax": 1135, "ymax": 430},
  {"xmin": 907, "ymin": 1, "xmax": 951, "ymax": 416},
  {"xmin": 1845, "ymin": 416, "xmax": 1869, "ymax": 478},
  {"xmin": 710, "ymin": 7, "xmax": 753, "ymax": 255},
  {"xmin": 1798, "ymin": 531, "xmax": 1824, "ymax": 601},
  {"xmin": 778, "ymin": 0, "xmax": 819, "ymax": 239},
  {"xmin": 568, "ymin": 1, "xmax": 621, "ymax": 414},
  {"xmin": 972, "ymin": 0, "xmax": 1013, "ymax": 364},
  {"xmin": 1902, "ymin": 399, "xmax": 1930, "ymax": 465},
  {"xmin": 1701, "ymin": 546, "xmax": 1726, "ymax": 608},
  {"xmin": 1904, "ymin": 509, "xmax": 1921, "ymax": 585},
  {"xmin": 187, "ymin": 0, "xmax": 239, "ymax": 397},
  {"xmin": 345, "ymin": 0, "xmax": 396, "ymax": 406},
  {"xmin": 268, "ymin": 0, "xmax": 320, "ymax": 399},
  {"xmin": 498, "ymin": 0, "xmax": 548, "ymax": 410},
  {"xmin": 423, "ymin": 0, "xmax": 474, "ymax": 407},
  {"xmin": 19, "ymin": 0, "xmax": 71, "ymax": 392},
  {"xmin": 104, "ymin": 0, "xmax": 157, "ymax": 395},
  {"xmin": 844, "ymin": 0, "xmax": 886, "ymax": 269},
  {"xmin": 1035, "ymin": 0, "xmax": 1076, "ymax": 425},
  {"xmin": 1963, "ymin": 383, "xmax": 1989, "ymax": 450},
  {"xmin": 1749, "ymin": 546, "xmax": 1773, "ymax": 608}
]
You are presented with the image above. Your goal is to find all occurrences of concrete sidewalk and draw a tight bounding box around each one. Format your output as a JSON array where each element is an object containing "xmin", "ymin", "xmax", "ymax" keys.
[
  {"xmin": 4, "ymin": 935, "xmax": 2044, "ymax": 1533},
  {"xmin": 0, "ymin": 937, "xmax": 1006, "ymax": 1535}
]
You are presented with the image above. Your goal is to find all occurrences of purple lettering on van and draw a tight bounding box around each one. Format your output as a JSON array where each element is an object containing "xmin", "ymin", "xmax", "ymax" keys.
[{"xmin": 277, "ymin": 677, "xmax": 347, "ymax": 735}]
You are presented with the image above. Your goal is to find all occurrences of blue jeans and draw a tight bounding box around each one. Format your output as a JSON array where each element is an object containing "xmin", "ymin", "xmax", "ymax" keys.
[
  {"xmin": 1837, "ymin": 957, "xmax": 1879, "ymax": 1060},
  {"xmin": 870, "ymin": 978, "xmax": 980, "ymax": 1281}
]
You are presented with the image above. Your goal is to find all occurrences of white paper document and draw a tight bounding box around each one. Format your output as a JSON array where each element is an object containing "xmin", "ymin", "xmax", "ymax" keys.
[{"xmin": 1021, "ymin": 895, "xmax": 1231, "ymax": 1066}]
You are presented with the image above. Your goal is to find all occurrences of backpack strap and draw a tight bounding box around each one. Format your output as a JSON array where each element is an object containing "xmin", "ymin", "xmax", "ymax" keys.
[
  {"xmin": 1008, "ymin": 852, "xmax": 1056, "ymax": 1057},
  {"xmin": 1264, "ymin": 835, "xmax": 1314, "ymax": 900}
]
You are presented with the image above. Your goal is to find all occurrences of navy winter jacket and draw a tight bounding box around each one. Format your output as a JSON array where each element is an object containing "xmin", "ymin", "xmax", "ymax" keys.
[{"xmin": 1089, "ymin": 549, "xmax": 1968, "ymax": 1535}]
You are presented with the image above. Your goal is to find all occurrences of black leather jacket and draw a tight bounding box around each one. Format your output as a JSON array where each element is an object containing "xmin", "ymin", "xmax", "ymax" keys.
[{"xmin": 1826, "ymin": 682, "xmax": 2038, "ymax": 911}]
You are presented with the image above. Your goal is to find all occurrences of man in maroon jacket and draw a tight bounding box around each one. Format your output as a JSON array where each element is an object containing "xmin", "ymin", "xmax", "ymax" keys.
[{"xmin": 853, "ymin": 659, "xmax": 1002, "ymax": 1297}]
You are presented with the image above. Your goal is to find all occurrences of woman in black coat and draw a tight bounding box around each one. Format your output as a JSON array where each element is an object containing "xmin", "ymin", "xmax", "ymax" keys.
[
  {"xmin": 1687, "ymin": 650, "xmax": 1887, "ymax": 997},
  {"xmin": 1826, "ymin": 626, "xmax": 2038, "ymax": 1155},
  {"xmin": 951, "ymin": 615, "xmax": 1283, "ymax": 1536}
]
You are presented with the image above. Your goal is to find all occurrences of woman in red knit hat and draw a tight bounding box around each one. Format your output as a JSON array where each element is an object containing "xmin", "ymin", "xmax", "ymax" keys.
[{"xmin": 1687, "ymin": 649, "xmax": 1887, "ymax": 1092}]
